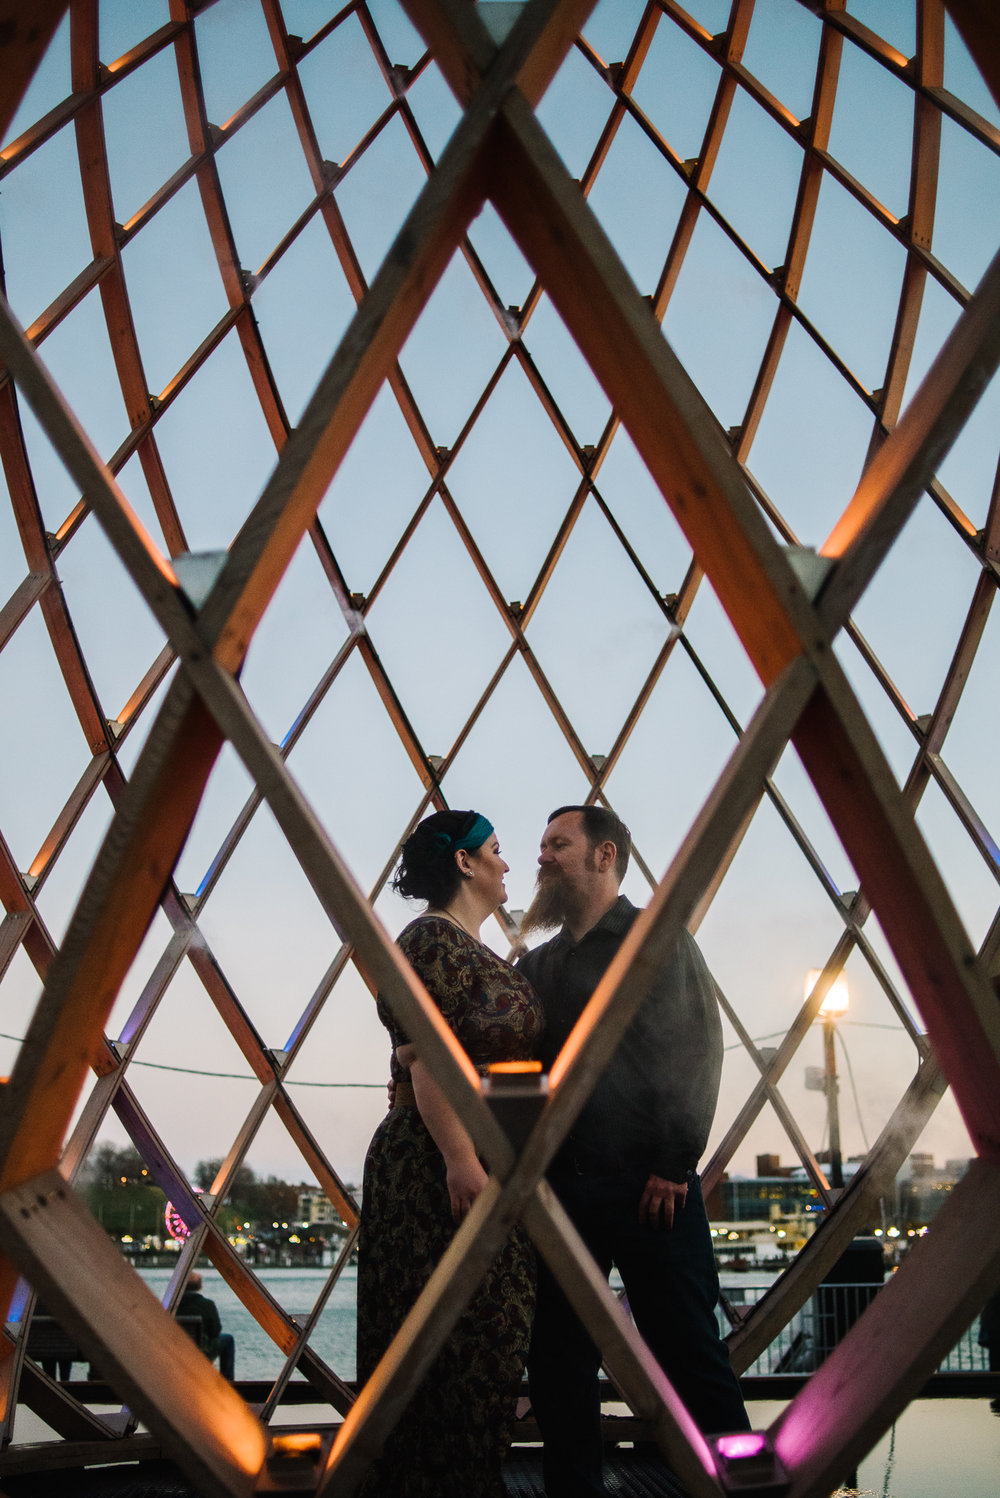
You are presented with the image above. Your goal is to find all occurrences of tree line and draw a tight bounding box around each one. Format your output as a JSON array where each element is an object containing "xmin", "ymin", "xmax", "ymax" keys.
[{"xmin": 80, "ymin": 1144, "xmax": 321, "ymax": 1241}]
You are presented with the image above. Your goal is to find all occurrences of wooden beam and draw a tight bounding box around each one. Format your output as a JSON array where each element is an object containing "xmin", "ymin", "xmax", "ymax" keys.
[
  {"xmin": 944, "ymin": 1, "xmax": 1000, "ymax": 113},
  {"xmin": 3, "ymin": 1350, "xmax": 118, "ymax": 1442},
  {"xmin": 0, "ymin": 1170, "xmax": 265, "ymax": 1498},
  {"xmin": 521, "ymin": 1187, "xmax": 724, "ymax": 1498},
  {"xmin": 0, "ymin": 1, "xmax": 68, "ymax": 142},
  {"xmin": 489, "ymin": 94, "xmax": 817, "ymax": 684},
  {"xmin": 545, "ymin": 659, "xmax": 819, "ymax": 1136},
  {"xmin": 792, "ymin": 676, "xmax": 1000, "ymax": 1158},
  {"xmin": 728, "ymin": 1056, "xmax": 947, "ymax": 1372},
  {"xmin": 0, "ymin": 32, "xmax": 508, "ymax": 1200},
  {"xmin": 820, "ymin": 246, "xmax": 1000, "ymax": 622},
  {"xmin": 400, "ymin": 0, "xmax": 599, "ymax": 112},
  {"xmin": 771, "ymin": 1157, "xmax": 1000, "ymax": 1497},
  {"xmin": 197, "ymin": 60, "xmax": 502, "ymax": 672},
  {"xmin": 0, "ymin": 677, "xmax": 222, "ymax": 1188}
]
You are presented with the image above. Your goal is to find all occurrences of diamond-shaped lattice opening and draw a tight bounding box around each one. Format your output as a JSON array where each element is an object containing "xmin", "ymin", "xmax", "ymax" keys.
[{"xmin": 1, "ymin": 4, "xmax": 999, "ymax": 1496}]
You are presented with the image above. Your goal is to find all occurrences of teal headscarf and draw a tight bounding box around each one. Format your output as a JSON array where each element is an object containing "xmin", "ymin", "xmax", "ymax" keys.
[{"xmin": 431, "ymin": 813, "xmax": 493, "ymax": 854}]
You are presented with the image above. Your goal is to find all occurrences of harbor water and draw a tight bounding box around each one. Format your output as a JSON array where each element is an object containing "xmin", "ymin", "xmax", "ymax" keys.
[{"xmin": 12, "ymin": 1267, "xmax": 999, "ymax": 1494}]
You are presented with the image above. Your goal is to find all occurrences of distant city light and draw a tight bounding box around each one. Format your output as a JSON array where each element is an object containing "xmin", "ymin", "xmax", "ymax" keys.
[
  {"xmin": 164, "ymin": 1202, "xmax": 190, "ymax": 1241},
  {"xmin": 164, "ymin": 1187, "xmax": 203, "ymax": 1242}
]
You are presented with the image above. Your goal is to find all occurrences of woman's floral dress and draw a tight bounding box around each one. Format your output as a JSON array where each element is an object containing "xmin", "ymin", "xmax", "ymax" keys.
[{"xmin": 356, "ymin": 916, "xmax": 544, "ymax": 1498}]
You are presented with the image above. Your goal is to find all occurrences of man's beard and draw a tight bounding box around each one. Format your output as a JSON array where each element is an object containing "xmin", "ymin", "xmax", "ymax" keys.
[{"xmin": 519, "ymin": 869, "xmax": 582, "ymax": 938}]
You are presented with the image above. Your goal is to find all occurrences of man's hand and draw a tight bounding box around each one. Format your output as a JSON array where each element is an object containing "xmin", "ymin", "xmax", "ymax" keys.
[{"xmin": 639, "ymin": 1173, "xmax": 687, "ymax": 1229}]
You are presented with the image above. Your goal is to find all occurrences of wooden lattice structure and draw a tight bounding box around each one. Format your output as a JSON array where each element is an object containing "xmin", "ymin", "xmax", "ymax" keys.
[{"xmin": 1, "ymin": 0, "xmax": 1000, "ymax": 1493}]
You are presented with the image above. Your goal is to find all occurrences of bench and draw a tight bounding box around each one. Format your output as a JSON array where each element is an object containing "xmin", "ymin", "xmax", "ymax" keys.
[
  {"xmin": 24, "ymin": 1317, "xmax": 82, "ymax": 1378},
  {"xmin": 24, "ymin": 1314, "xmax": 203, "ymax": 1380}
]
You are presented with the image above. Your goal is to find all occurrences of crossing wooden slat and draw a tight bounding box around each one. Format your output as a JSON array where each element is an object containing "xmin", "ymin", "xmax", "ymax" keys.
[
  {"xmin": 0, "ymin": 1, "xmax": 69, "ymax": 141},
  {"xmin": 0, "ymin": 1168, "xmax": 265, "ymax": 1498},
  {"xmin": 771, "ymin": 1157, "xmax": 1000, "ymax": 1497}
]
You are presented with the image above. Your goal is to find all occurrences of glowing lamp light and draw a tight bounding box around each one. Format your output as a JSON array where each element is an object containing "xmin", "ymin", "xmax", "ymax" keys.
[
  {"xmin": 266, "ymin": 1430, "xmax": 325, "ymax": 1478},
  {"xmin": 711, "ymin": 1430, "xmax": 790, "ymax": 1494},
  {"xmin": 717, "ymin": 1434, "xmax": 767, "ymax": 1460},
  {"xmin": 805, "ymin": 968, "xmax": 849, "ymax": 1019},
  {"xmin": 272, "ymin": 1432, "xmax": 321, "ymax": 1456}
]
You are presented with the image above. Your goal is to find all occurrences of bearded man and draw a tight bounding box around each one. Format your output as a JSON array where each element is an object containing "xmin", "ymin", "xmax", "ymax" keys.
[{"xmin": 516, "ymin": 804, "xmax": 748, "ymax": 1498}]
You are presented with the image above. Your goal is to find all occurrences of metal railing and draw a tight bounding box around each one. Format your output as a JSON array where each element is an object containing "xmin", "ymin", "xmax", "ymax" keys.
[{"xmin": 720, "ymin": 1281, "xmax": 990, "ymax": 1377}]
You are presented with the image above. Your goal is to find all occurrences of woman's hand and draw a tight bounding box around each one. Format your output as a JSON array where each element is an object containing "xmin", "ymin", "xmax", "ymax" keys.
[
  {"xmin": 408, "ymin": 1057, "xmax": 488, "ymax": 1224},
  {"xmin": 445, "ymin": 1156, "xmax": 488, "ymax": 1223}
]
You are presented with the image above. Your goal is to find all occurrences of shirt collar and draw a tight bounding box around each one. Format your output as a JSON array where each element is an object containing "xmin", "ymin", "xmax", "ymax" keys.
[{"xmin": 554, "ymin": 894, "xmax": 636, "ymax": 948}]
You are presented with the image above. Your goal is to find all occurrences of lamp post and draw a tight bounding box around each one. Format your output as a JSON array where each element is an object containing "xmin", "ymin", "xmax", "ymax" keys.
[{"xmin": 805, "ymin": 970, "xmax": 849, "ymax": 1191}]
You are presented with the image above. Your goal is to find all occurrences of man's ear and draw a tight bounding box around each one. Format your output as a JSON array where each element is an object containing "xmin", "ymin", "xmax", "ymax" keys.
[{"xmin": 596, "ymin": 840, "xmax": 617, "ymax": 874}]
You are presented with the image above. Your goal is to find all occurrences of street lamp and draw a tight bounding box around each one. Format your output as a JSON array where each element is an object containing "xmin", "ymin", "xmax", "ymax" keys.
[{"xmin": 805, "ymin": 970, "xmax": 849, "ymax": 1191}]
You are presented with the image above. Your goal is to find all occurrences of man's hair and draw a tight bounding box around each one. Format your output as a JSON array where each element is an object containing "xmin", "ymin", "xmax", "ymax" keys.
[{"xmin": 548, "ymin": 805, "xmax": 631, "ymax": 881}]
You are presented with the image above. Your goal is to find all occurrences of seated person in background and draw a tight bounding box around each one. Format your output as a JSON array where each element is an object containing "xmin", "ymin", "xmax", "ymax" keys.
[{"xmin": 177, "ymin": 1271, "xmax": 235, "ymax": 1380}]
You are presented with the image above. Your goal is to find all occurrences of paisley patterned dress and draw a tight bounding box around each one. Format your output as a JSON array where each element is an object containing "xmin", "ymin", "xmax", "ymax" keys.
[{"xmin": 356, "ymin": 916, "xmax": 544, "ymax": 1498}]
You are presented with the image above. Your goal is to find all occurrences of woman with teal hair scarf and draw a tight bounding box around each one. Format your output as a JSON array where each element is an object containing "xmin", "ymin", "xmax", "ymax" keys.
[{"xmin": 357, "ymin": 809, "xmax": 544, "ymax": 1498}]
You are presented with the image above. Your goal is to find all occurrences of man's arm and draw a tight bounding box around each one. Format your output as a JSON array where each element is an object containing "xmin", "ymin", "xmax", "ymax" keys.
[{"xmin": 641, "ymin": 932, "xmax": 723, "ymax": 1223}]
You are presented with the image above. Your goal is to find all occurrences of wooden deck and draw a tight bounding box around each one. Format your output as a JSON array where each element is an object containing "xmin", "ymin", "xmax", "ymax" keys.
[{"xmin": 0, "ymin": 1449, "xmax": 690, "ymax": 1497}]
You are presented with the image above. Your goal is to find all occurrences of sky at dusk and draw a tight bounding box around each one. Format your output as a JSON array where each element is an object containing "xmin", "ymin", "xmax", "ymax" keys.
[{"xmin": 1, "ymin": 0, "xmax": 999, "ymax": 1198}]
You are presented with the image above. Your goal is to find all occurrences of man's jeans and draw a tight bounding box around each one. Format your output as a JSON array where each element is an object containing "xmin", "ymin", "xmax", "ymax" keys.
[{"xmin": 528, "ymin": 1169, "xmax": 748, "ymax": 1498}]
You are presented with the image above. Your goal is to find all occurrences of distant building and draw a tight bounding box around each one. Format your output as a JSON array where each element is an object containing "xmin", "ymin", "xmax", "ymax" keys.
[
  {"xmin": 707, "ymin": 1152, "xmax": 971, "ymax": 1266},
  {"xmin": 706, "ymin": 1154, "xmax": 826, "ymax": 1223},
  {"xmin": 705, "ymin": 1156, "xmax": 829, "ymax": 1262},
  {"xmin": 896, "ymin": 1154, "xmax": 968, "ymax": 1227},
  {"xmin": 298, "ymin": 1188, "xmax": 335, "ymax": 1225}
]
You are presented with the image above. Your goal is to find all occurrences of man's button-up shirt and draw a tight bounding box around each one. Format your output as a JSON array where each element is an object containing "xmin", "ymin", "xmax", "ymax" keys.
[{"xmin": 517, "ymin": 896, "xmax": 723, "ymax": 1182}]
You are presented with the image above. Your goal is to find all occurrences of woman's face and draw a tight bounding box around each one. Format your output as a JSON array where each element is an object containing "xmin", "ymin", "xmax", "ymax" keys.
[{"xmin": 469, "ymin": 834, "xmax": 509, "ymax": 908}]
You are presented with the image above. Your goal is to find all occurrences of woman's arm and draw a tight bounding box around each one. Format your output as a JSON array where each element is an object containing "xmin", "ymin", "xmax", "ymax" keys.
[{"xmin": 398, "ymin": 1043, "xmax": 487, "ymax": 1223}]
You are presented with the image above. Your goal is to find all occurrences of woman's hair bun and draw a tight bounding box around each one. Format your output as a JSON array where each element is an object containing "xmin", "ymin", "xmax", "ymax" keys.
[{"xmin": 393, "ymin": 810, "xmax": 482, "ymax": 906}]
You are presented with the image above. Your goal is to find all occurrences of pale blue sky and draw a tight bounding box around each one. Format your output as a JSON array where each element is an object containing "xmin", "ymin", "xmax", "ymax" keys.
[{"xmin": 1, "ymin": 0, "xmax": 997, "ymax": 1188}]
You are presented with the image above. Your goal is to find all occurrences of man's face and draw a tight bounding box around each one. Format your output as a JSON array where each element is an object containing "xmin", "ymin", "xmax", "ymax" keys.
[
  {"xmin": 520, "ymin": 812, "xmax": 598, "ymax": 936},
  {"xmin": 537, "ymin": 811, "xmax": 598, "ymax": 895}
]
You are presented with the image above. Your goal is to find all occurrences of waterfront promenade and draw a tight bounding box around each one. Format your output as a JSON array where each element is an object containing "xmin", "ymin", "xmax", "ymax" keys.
[{"xmin": 5, "ymin": 1268, "xmax": 998, "ymax": 1496}]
